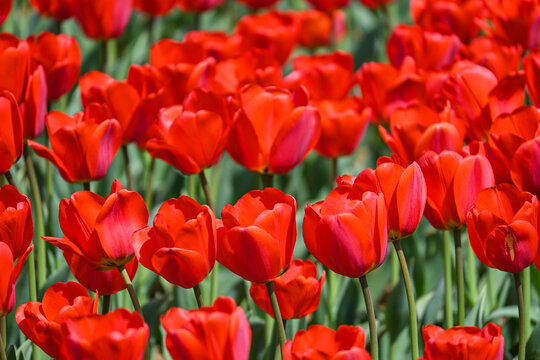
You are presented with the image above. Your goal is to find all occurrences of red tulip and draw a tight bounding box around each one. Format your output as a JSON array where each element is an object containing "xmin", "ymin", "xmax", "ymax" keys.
[
  {"xmin": 134, "ymin": 0, "xmax": 176, "ymax": 16},
  {"xmin": 295, "ymin": 10, "xmax": 333, "ymax": 48},
  {"xmin": 28, "ymin": 104, "xmax": 122, "ymax": 183},
  {"xmin": 421, "ymin": 323, "xmax": 504, "ymax": 360},
  {"xmin": 236, "ymin": 0, "xmax": 278, "ymax": 9},
  {"xmin": 133, "ymin": 195, "xmax": 216, "ymax": 288},
  {"xmin": 183, "ymin": 31, "xmax": 241, "ymax": 61},
  {"xmin": 218, "ymin": 188, "xmax": 296, "ymax": 283},
  {"xmin": 511, "ymin": 137, "xmax": 540, "ymax": 198},
  {"xmin": 0, "ymin": 0, "xmax": 11, "ymax": 25},
  {"xmin": 523, "ymin": 48, "xmax": 540, "ymax": 108},
  {"xmin": 358, "ymin": 0, "xmax": 395, "ymax": 8},
  {"xmin": 0, "ymin": 33, "xmax": 29, "ymax": 103},
  {"xmin": 0, "ymin": 91, "xmax": 23, "ymax": 176},
  {"xmin": 29, "ymin": 0, "xmax": 75, "ymax": 20},
  {"xmin": 176, "ymin": 0, "xmax": 224, "ymax": 11},
  {"xmin": 283, "ymin": 324, "xmax": 371, "ymax": 360},
  {"xmin": 250, "ymin": 259, "xmax": 325, "ymax": 319},
  {"xmin": 303, "ymin": 187, "xmax": 387, "ymax": 278},
  {"xmin": 16, "ymin": 281, "xmax": 97, "ymax": 359},
  {"xmin": 226, "ymin": 84, "xmax": 320, "ymax": 174},
  {"xmin": 59, "ymin": 308, "xmax": 149, "ymax": 360},
  {"xmin": 162, "ymin": 297, "xmax": 251, "ymax": 360},
  {"xmin": 463, "ymin": 37, "xmax": 522, "ymax": 81},
  {"xmin": 43, "ymin": 180, "xmax": 148, "ymax": 271},
  {"xmin": 19, "ymin": 65, "xmax": 47, "ymax": 139},
  {"xmin": 0, "ymin": 184, "xmax": 33, "ymax": 261},
  {"xmin": 305, "ymin": 0, "xmax": 349, "ymax": 12},
  {"xmin": 74, "ymin": 0, "xmax": 133, "ymax": 40},
  {"xmin": 0, "ymin": 242, "xmax": 32, "ymax": 317},
  {"xmin": 418, "ymin": 150, "xmax": 495, "ymax": 230}
]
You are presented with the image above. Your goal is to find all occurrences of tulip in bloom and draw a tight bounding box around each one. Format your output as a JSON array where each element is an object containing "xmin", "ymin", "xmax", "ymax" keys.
[
  {"xmin": 283, "ymin": 324, "xmax": 372, "ymax": 359},
  {"xmin": 0, "ymin": 0, "xmax": 11, "ymax": 25},
  {"xmin": 133, "ymin": 195, "xmax": 216, "ymax": 288},
  {"xmin": 162, "ymin": 297, "xmax": 251, "ymax": 360},
  {"xmin": 305, "ymin": 0, "xmax": 349, "ymax": 12},
  {"xmin": 176, "ymin": 0, "xmax": 224, "ymax": 11},
  {"xmin": 0, "ymin": 91, "xmax": 23, "ymax": 176},
  {"xmin": 218, "ymin": 188, "xmax": 296, "ymax": 283},
  {"xmin": 134, "ymin": 0, "xmax": 176, "ymax": 16},
  {"xmin": 19, "ymin": 65, "xmax": 47, "ymax": 140},
  {"xmin": 295, "ymin": 10, "xmax": 333, "ymax": 48},
  {"xmin": 421, "ymin": 323, "xmax": 504, "ymax": 360},
  {"xmin": 250, "ymin": 259, "xmax": 325, "ymax": 319},
  {"xmin": 29, "ymin": 0, "xmax": 75, "ymax": 20},
  {"xmin": 0, "ymin": 242, "xmax": 32, "ymax": 317},
  {"xmin": 0, "ymin": 184, "xmax": 33, "ymax": 261},
  {"xmin": 74, "ymin": 0, "xmax": 133, "ymax": 39},
  {"xmin": 523, "ymin": 48, "xmax": 540, "ymax": 108},
  {"xmin": 0, "ymin": 33, "xmax": 29, "ymax": 103},
  {"xmin": 16, "ymin": 281, "xmax": 98, "ymax": 358}
]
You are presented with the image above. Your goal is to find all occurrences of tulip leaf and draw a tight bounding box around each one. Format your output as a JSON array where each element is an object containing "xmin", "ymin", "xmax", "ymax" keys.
[
  {"xmin": 37, "ymin": 264, "xmax": 71, "ymax": 299},
  {"xmin": 336, "ymin": 278, "xmax": 360, "ymax": 326},
  {"xmin": 526, "ymin": 319, "xmax": 540, "ymax": 360},
  {"xmin": 385, "ymin": 280, "xmax": 409, "ymax": 340},
  {"xmin": 6, "ymin": 345, "xmax": 16, "ymax": 360},
  {"xmin": 420, "ymin": 280, "xmax": 444, "ymax": 326}
]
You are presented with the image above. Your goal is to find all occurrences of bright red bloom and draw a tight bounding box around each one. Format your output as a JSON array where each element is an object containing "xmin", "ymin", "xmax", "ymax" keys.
[
  {"xmin": 74, "ymin": 0, "xmax": 133, "ymax": 39},
  {"xmin": 133, "ymin": 195, "xmax": 216, "ymax": 288},
  {"xmin": 0, "ymin": 0, "xmax": 11, "ymax": 25},
  {"xmin": 59, "ymin": 308, "xmax": 149, "ymax": 360},
  {"xmin": 358, "ymin": 0, "xmax": 394, "ymax": 8},
  {"xmin": 43, "ymin": 180, "xmax": 148, "ymax": 271},
  {"xmin": 418, "ymin": 151, "xmax": 495, "ymax": 230},
  {"xmin": 511, "ymin": 137, "xmax": 540, "ymax": 197},
  {"xmin": 0, "ymin": 242, "xmax": 32, "ymax": 317},
  {"xmin": 176, "ymin": 0, "xmax": 223, "ymax": 11},
  {"xmin": 0, "ymin": 184, "xmax": 33, "ymax": 261},
  {"xmin": 218, "ymin": 188, "xmax": 296, "ymax": 283},
  {"xmin": 295, "ymin": 10, "xmax": 333, "ymax": 48},
  {"xmin": 462, "ymin": 37, "xmax": 522, "ymax": 81},
  {"xmin": 236, "ymin": 0, "xmax": 278, "ymax": 9},
  {"xmin": 0, "ymin": 91, "xmax": 23, "ymax": 176},
  {"xmin": 283, "ymin": 324, "xmax": 371, "ymax": 360},
  {"xmin": 16, "ymin": 281, "xmax": 97, "ymax": 359},
  {"xmin": 162, "ymin": 297, "xmax": 251, "ymax": 360},
  {"xmin": 226, "ymin": 84, "xmax": 320, "ymax": 174},
  {"xmin": 305, "ymin": 0, "xmax": 349, "ymax": 12},
  {"xmin": 20, "ymin": 66, "xmax": 47, "ymax": 140},
  {"xmin": 28, "ymin": 104, "xmax": 122, "ymax": 183},
  {"xmin": 0, "ymin": 34, "xmax": 29, "ymax": 103},
  {"xmin": 523, "ymin": 48, "xmax": 540, "ymax": 107},
  {"xmin": 303, "ymin": 187, "xmax": 387, "ymax": 278},
  {"xmin": 29, "ymin": 0, "xmax": 75, "ymax": 20},
  {"xmin": 134, "ymin": 0, "xmax": 175, "ymax": 15},
  {"xmin": 421, "ymin": 323, "xmax": 504, "ymax": 360},
  {"xmin": 250, "ymin": 259, "xmax": 325, "ymax": 319}
]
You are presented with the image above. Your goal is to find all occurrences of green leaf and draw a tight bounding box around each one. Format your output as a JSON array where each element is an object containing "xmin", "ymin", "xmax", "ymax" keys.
[{"xmin": 526, "ymin": 319, "xmax": 540, "ymax": 360}]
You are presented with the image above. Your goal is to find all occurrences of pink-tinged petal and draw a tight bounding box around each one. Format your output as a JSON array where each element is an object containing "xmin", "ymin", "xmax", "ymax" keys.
[
  {"xmin": 393, "ymin": 162, "xmax": 426, "ymax": 238},
  {"xmin": 146, "ymin": 140, "xmax": 202, "ymax": 174},
  {"xmin": 511, "ymin": 137, "xmax": 540, "ymax": 197},
  {"xmin": 226, "ymin": 110, "xmax": 265, "ymax": 172},
  {"xmin": 84, "ymin": 119, "xmax": 122, "ymax": 180}
]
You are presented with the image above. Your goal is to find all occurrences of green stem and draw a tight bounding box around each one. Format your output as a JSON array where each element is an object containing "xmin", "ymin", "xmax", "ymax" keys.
[
  {"xmin": 443, "ymin": 230, "xmax": 453, "ymax": 328},
  {"xmin": 118, "ymin": 265, "xmax": 143, "ymax": 315},
  {"xmin": 393, "ymin": 240, "xmax": 418, "ymax": 360},
  {"xmin": 391, "ymin": 248, "xmax": 400, "ymax": 285},
  {"xmin": 453, "ymin": 229, "xmax": 465, "ymax": 326},
  {"xmin": 487, "ymin": 269, "xmax": 496, "ymax": 312},
  {"xmin": 330, "ymin": 157, "xmax": 337, "ymax": 186},
  {"xmin": 148, "ymin": 16, "xmax": 155, "ymax": 45},
  {"xmin": 0, "ymin": 322, "xmax": 6, "ymax": 360},
  {"xmin": 523, "ymin": 266, "xmax": 531, "ymax": 337},
  {"xmin": 100, "ymin": 40, "xmax": 108, "ymax": 73},
  {"xmin": 198, "ymin": 170, "xmax": 215, "ymax": 211},
  {"xmin": 3, "ymin": 171, "xmax": 15, "ymax": 187},
  {"xmin": 359, "ymin": 275, "xmax": 378, "ymax": 360},
  {"xmin": 145, "ymin": 157, "xmax": 156, "ymax": 210},
  {"xmin": 266, "ymin": 281, "xmax": 286, "ymax": 355},
  {"xmin": 193, "ymin": 12, "xmax": 201, "ymax": 30},
  {"xmin": 24, "ymin": 147, "xmax": 46, "ymax": 289},
  {"xmin": 261, "ymin": 172, "xmax": 274, "ymax": 188},
  {"xmin": 0, "ymin": 317, "xmax": 5, "ymax": 351},
  {"xmin": 121, "ymin": 145, "xmax": 135, "ymax": 191},
  {"xmin": 514, "ymin": 272, "xmax": 526, "ymax": 360},
  {"xmin": 193, "ymin": 284, "xmax": 204, "ymax": 308},
  {"xmin": 210, "ymin": 264, "xmax": 219, "ymax": 303},
  {"xmin": 466, "ymin": 238, "xmax": 478, "ymax": 305},
  {"xmin": 102, "ymin": 294, "xmax": 111, "ymax": 314},
  {"xmin": 83, "ymin": 182, "xmax": 91, "ymax": 191}
]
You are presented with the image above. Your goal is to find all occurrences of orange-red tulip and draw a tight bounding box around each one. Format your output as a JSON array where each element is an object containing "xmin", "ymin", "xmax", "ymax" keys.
[
  {"xmin": 283, "ymin": 324, "xmax": 371, "ymax": 360},
  {"xmin": 29, "ymin": 0, "xmax": 75, "ymax": 20},
  {"xmin": 0, "ymin": 184, "xmax": 33, "ymax": 261},
  {"xmin": 295, "ymin": 10, "xmax": 333, "ymax": 48},
  {"xmin": 523, "ymin": 48, "xmax": 540, "ymax": 108},
  {"xmin": 218, "ymin": 188, "xmax": 296, "ymax": 283},
  {"xmin": 463, "ymin": 37, "xmax": 522, "ymax": 80},
  {"xmin": 133, "ymin": 195, "xmax": 216, "ymax": 288},
  {"xmin": 20, "ymin": 65, "xmax": 47, "ymax": 140},
  {"xmin": 0, "ymin": 33, "xmax": 29, "ymax": 103},
  {"xmin": 250, "ymin": 259, "xmax": 325, "ymax": 319},
  {"xmin": 16, "ymin": 281, "xmax": 97, "ymax": 358},
  {"xmin": 162, "ymin": 297, "xmax": 251, "ymax": 360},
  {"xmin": 421, "ymin": 323, "xmax": 504, "ymax": 360},
  {"xmin": 0, "ymin": 242, "xmax": 32, "ymax": 317},
  {"xmin": 511, "ymin": 137, "xmax": 540, "ymax": 198},
  {"xmin": 0, "ymin": 91, "xmax": 23, "ymax": 176},
  {"xmin": 74, "ymin": 0, "xmax": 133, "ymax": 40},
  {"xmin": 176, "ymin": 0, "xmax": 224, "ymax": 11},
  {"xmin": 134, "ymin": 0, "xmax": 176, "ymax": 15}
]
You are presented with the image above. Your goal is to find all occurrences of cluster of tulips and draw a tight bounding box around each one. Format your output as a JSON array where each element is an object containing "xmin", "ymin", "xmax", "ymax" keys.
[{"xmin": 0, "ymin": 0, "xmax": 539, "ymax": 359}]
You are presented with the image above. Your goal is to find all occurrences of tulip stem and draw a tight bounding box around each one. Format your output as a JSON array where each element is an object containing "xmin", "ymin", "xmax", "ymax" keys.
[
  {"xmin": 523, "ymin": 267, "xmax": 531, "ymax": 337},
  {"xmin": 118, "ymin": 265, "xmax": 143, "ymax": 315},
  {"xmin": 1, "ymin": 317, "xmax": 5, "ymax": 350},
  {"xmin": 453, "ymin": 229, "xmax": 465, "ymax": 326},
  {"xmin": 359, "ymin": 275, "xmax": 378, "ymax": 360},
  {"xmin": 266, "ymin": 281, "xmax": 286, "ymax": 356},
  {"xmin": 3, "ymin": 171, "xmax": 15, "ymax": 187},
  {"xmin": 144, "ymin": 157, "xmax": 156, "ymax": 210},
  {"xmin": 514, "ymin": 272, "xmax": 526, "ymax": 360},
  {"xmin": 122, "ymin": 145, "xmax": 135, "ymax": 191},
  {"xmin": 198, "ymin": 170, "xmax": 215, "ymax": 211},
  {"xmin": 83, "ymin": 182, "xmax": 91, "ymax": 191},
  {"xmin": 466, "ymin": 240, "xmax": 478, "ymax": 305},
  {"xmin": 193, "ymin": 284, "xmax": 204, "ymax": 308},
  {"xmin": 393, "ymin": 240, "xmax": 418, "ymax": 360},
  {"xmin": 102, "ymin": 294, "xmax": 111, "ymax": 314},
  {"xmin": 443, "ymin": 230, "xmax": 453, "ymax": 328},
  {"xmin": 24, "ymin": 147, "xmax": 46, "ymax": 290},
  {"xmin": 261, "ymin": 172, "xmax": 274, "ymax": 188},
  {"xmin": 0, "ymin": 323, "xmax": 6, "ymax": 360},
  {"xmin": 330, "ymin": 157, "xmax": 337, "ymax": 185}
]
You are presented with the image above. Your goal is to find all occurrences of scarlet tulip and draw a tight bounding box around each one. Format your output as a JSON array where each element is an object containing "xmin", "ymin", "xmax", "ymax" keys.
[
  {"xmin": 217, "ymin": 188, "xmax": 296, "ymax": 283},
  {"xmin": 176, "ymin": 0, "xmax": 224, "ymax": 11},
  {"xmin": 0, "ymin": 0, "xmax": 11, "ymax": 25},
  {"xmin": 59, "ymin": 308, "xmax": 149, "ymax": 360},
  {"xmin": 511, "ymin": 137, "xmax": 540, "ymax": 197},
  {"xmin": 305, "ymin": 0, "xmax": 349, "ymax": 12},
  {"xmin": 0, "ymin": 184, "xmax": 33, "ymax": 261},
  {"xmin": 463, "ymin": 37, "xmax": 522, "ymax": 80},
  {"xmin": 133, "ymin": 195, "xmax": 216, "ymax": 288},
  {"xmin": 249, "ymin": 259, "xmax": 325, "ymax": 319},
  {"xmin": 283, "ymin": 324, "xmax": 371, "ymax": 360},
  {"xmin": 19, "ymin": 66, "xmax": 47, "ymax": 139},
  {"xmin": 16, "ymin": 281, "xmax": 97, "ymax": 359},
  {"xmin": 43, "ymin": 180, "xmax": 148, "ymax": 271},
  {"xmin": 28, "ymin": 104, "xmax": 122, "ymax": 183},
  {"xmin": 421, "ymin": 323, "xmax": 504, "ymax": 360},
  {"xmin": 134, "ymin": 0, "xmax": 176, "ymax": 16},
  {"xmin": 29, "ymin": 0, "xmax": 75, "ymax": 20},
  {"xmin": 0, "ymin": 33, "xmax": 29, "ymax": 103},
  {"xmin": 359, "ymin": 0, "xmax": 395, "ymax": 8},
  {"xmin": 0, "ymin": 242, "xmax": 32, "ymax": 317},
  {"xmin": 74, "ymin": 0, "xmax": 133, "ymax": 39},
  {"xmin": 303, "ymin": 187, "xmax": 387, "ymax": 278},
  {"xmin": 295, "ymin": 10, "xmax": 333, "ymax": 48},
  {"xmin": 523, "ymin": 48, "xmax": 540, "ymax": 107},
  {"xmin": 0, "ymin": 91, "xmax": 23, "ymax": 176},
  {"xmin": 162, "ymin": 297, "xmax": 251, "ymax": 360}
]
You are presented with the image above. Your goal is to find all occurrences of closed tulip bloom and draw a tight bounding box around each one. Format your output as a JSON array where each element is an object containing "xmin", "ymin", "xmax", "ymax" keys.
[
  {"xmin": 19, "ymin": 65, "xmax": 47, "ymax": 140},
  {"xmin": 0, "ymin": 0, "xmax": 11, "ymax": 25},
  {"xmin": 133, "ymin": 196, "xmax": 216, "ymax": 288},
  {"xmin": 43, "ymin": 180, "xmax": 148, "ymax": 271},
  {"xmin": 523, "ymin": 48, "xmax": 540, "ymax": 108},
  {"xmin": 463, "ymin": 37, "xmax": 522, "ymax": 81},
  {"xmin": 295, "ymin": 10, "xmax": 333, "ymax": 48},
  {"xmin": 236, "ymin": 0, "xmax": 279, "ymax": 10},
  {"xmin": 0, "ymin": 34, "xmax": 29, "ymax": 103},
  {"xmin": 305, "ymin": 0, "xmax": 348, "ymax": 13},
  {"xmin": 421, "ymin": 323, "xmax": 504, "ymax": 360},
  {"xmin": 467, "ymin": 184, "xmax": 538, "ymax": 273},
  {"xmin": 176, "ymin": 0, "xmax": 224, "ymax": 11},
  {"xmin": 29, "ymin": 0, "xmax": 75, "ymax": 20},
  {"xmin": 16, "ymin": 282, "xmax": 97, "ymax": 359},
  {"xmin": 511, "ymin": 137, "xmax": 540, "ymax": 197},
  {"xmin": 162, "ymin": 297, "xmax": 251, "ymax": 360},
  {"xmin": 303, "ymin": 187, "xmax": 387, "ymax": 278},
  {"xmin": 283, "ymin": 324, "xmax": 371, "ymax": 360},
  {"xmin": 218, "ymin": 188, "xmax": 296, "ymax": 283},
  {"xmin": 134, "ymin": 0, "xmax": 176, "ymax": 16},
  {"xmin": 28, "ymin": 104, "xmax": 122, "ymax": 183},
  {"xmin": 0, "ymin": 184, "xmax": 33, "ymax": 261},
  {"xmin": 74, "ymin": 0, "xmax": 133, "ymax": 40},
  {"xmin": 0, "ymin": 91, "xmax": 23, "ymax": 176},
  {"xmin": 0, "ymin": 242, "xmax": 32, "ymax": 317},
  {"xmin": 59, "ymin": 308, "xmax": 149, "ymax": 360},
  {"xmin": 250, "ymin": 259, "xmax": 325, "ymax": 319}
]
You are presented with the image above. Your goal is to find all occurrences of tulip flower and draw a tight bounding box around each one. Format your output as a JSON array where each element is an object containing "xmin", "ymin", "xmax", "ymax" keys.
[
  {"xmin": 0, "ymin": 184, "xmax": 33, "ymax": 261},
  {"xmin": 19, "ymin": 65, "xmax": 47, "ymax": 140},
  {"xmin": 59, "ymin": 308, "xmax": 149, "ymax": 360},
  {"xmin": 0, "ymin": 91, "xmax": 23, "ymax": 176},
  {"xmin": 295, "ymin": 10, "xmax": 333, "ymax": 48},
  {"xmin": 306, "ymin": 0, "xmax": 349, "ymax": 12},
  {"xmin": 134, "ymin": 0, "xmax": 176, "ymax": 16},
  {"xmin": 421, "ymin": 323, "xmax": 504, "ymax": 360},
  {"xmin": 73, "ymin": 0, "xmax": 133, "ymax": 40},
  {"xmin": 463, "ymin": 37, "xmax": 522, "ymax": 81},
  {"xmin": 133, "ymin": 195, "xmax": 217, "ymax": 288},
  {"xmin": 0, "ymin": 1, "xmax": 11, "ymax": 25},
  {"xmin": 176, "ymin": 0, "xmax": 224, "ymax": 11},
  {"xmin": 0, "ymin": 34, "xmax": 29, "ymax": 103},
  {"xmin": 283, "ymin": 324, "xmax": 371, "ymax": 360},
  {"xmin": 467, "ymin": 184, "xmax": 539, "ymax": 273},
  {"xmin": 29, "ymin": 0, "xmax": 75, "ymax": 20},
  {"xmin": 43, "ymin": 180, "xmax": 148, "ymax": 272},
  {"xmin": 162, "ymin": 297, "xmax": 251, "ymax": 360},
  {"xmin": 359, "ymin": 0, "xmax": 395, "ymax": 8},
  {"xmin": 523, "ymin": 49, "xmax": 540, "ymax": 108},
  {"xmin": 0, "ymin": 242, "xmax": 32, "ymax": 317},
  {"xmin": 226, "ymin": 84, "xmax": 321, "ymax": 175},
  {"xmin": 27, "ymin": 104, "xmax": 122, "ymax": 183},
  {"xmin": 16, "ymin": 282, "xmax": 98, "ymax": 359}
]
